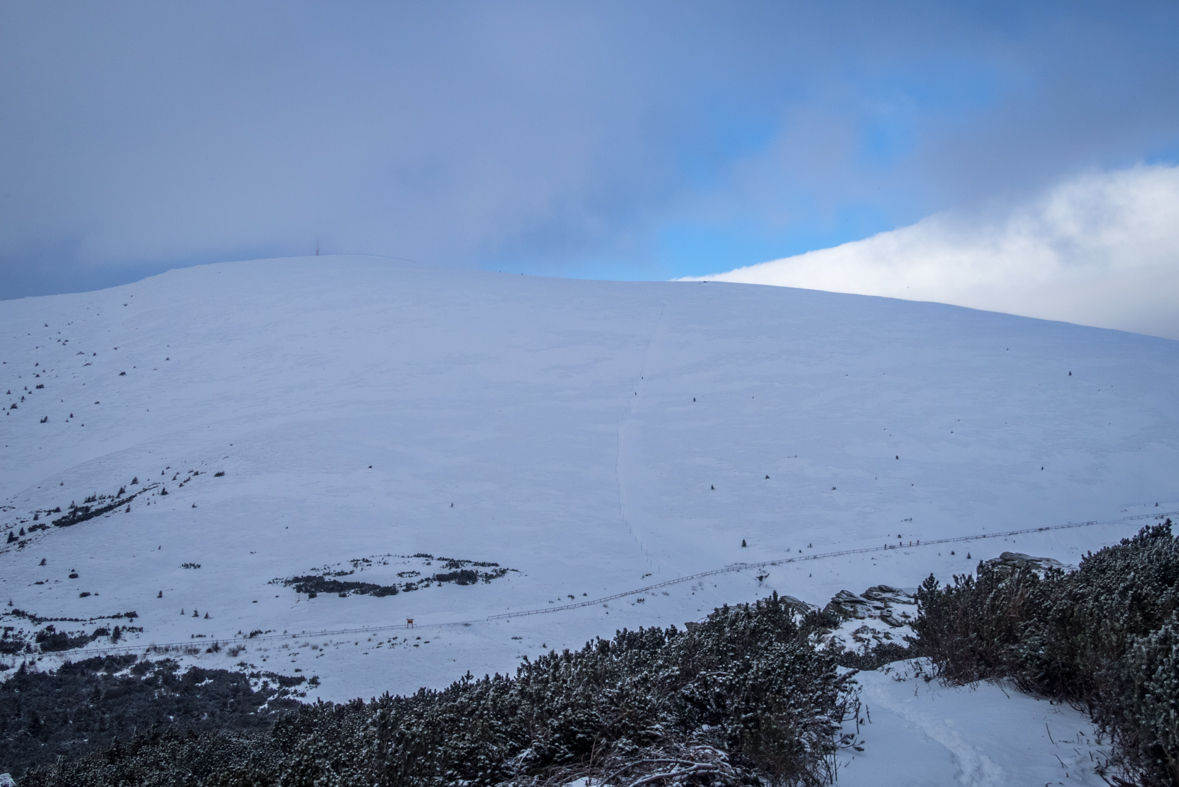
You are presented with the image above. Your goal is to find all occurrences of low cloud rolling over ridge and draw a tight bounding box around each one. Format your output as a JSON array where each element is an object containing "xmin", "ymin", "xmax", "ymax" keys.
[{"xmin": 687, "ymin": 165, "xmax": 1179, "ymax": 340}]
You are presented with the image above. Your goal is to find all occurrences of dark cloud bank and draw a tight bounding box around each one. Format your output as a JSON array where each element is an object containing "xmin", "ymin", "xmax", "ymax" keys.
[{"xmin": 1, "ymin": 1, "xmax": 1177, "ymax": 299}]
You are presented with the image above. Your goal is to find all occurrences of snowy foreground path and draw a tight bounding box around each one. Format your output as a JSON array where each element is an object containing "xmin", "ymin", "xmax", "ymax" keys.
[{"xmin": 839, "ymin": 661, "xmax": 1110, "ymax": 787}]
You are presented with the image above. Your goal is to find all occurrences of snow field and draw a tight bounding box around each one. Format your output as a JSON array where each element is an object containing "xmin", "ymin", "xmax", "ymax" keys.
[{"xmin": 1, "ymin": 255, "xmax": 1177, "ymax": 781}]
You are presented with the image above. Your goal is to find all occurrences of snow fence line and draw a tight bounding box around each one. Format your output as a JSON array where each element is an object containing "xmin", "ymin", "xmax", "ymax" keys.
[
  {"xmin": 52, "ymin": 509, "xmax": 1178, "ymax": 658},
  {"xmin": 487, "ymin": 509, "xmax": 1179, "ymax": 620}
]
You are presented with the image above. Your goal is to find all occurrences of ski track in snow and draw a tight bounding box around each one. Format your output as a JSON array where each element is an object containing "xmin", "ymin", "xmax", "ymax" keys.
[
  {"xmin": 1, "ymin": 255, "xmax": 1177, "ymax": 782},
  {"xmin": 615, "ymin": 302, "xmax": 666, "ymax": 566}
]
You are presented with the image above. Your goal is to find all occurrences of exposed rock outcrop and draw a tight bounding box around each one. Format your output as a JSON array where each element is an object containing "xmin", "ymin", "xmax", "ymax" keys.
[
  {"xmin": 984, "ymin": 551, "xmax": 1072, "ymax": 578},
  {"xmin": 823, "ymin": 585, "xmax": 916, "ymax": 627}
]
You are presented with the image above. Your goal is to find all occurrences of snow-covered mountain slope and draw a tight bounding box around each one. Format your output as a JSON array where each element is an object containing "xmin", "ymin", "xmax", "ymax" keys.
[{"xmin": 2, "ymin": 255, "xmax": 1177, "ymax": 716}]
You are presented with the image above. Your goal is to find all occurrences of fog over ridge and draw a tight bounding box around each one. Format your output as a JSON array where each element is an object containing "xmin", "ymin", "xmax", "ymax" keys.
[{"xmin": 687, "ymin": 164, "xmax": 1179, "ymax": 340}]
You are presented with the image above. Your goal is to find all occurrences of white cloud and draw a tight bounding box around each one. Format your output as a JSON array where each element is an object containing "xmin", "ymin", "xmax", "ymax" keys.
[{"xmin": 685, "ymin": 164, "xmax": 1179, "ymax": 340}]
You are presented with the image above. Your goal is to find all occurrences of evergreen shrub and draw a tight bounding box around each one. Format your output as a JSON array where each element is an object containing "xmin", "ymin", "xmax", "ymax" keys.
[{"xmin": 23, "ymin": 593, "xmax": 859, "ymax": 787}]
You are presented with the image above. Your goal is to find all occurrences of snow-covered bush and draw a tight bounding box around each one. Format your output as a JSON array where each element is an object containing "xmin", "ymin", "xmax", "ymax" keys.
[
  {"xmin": 23, "ymin": 593, "xmax": 859, "ymax": 787},
  {"xmin": 3, "ymin": 656, "xmax": 306, "ymax": 782}
]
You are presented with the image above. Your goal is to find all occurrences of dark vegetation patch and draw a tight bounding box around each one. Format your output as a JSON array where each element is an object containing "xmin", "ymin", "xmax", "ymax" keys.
[
  {"xmin": 8, "ymin": 608, "xmax": 138, "ymax": 626},
  {"xmin": 0, "ymin": 656, "xmax": 308, "ymax": 782},
  {"xmin": 834, "ymin": 641, "xmax": 916, "ymax": 672},
  {"xmin": 51, "ymin": 489, "xmax": 148, "ymax": 528},
  {"xmin": 34, "ymin": 625, "xmax": 105, "ymax": 653},
  {"xmin": 4, "ymin": 469, "xmax": 211, "ymax": 539},
  {"xmin": 281, "ymin": 575, "xmax": 403, "ymax": 598},
  {"xmin": 21, "ymin": 594, "xmax": 859, "ymax": 787},
  {"xmin": 2, "ymin": 609, "xmax": 143, "ymax": 657},
  {"xmin": 273, "ymin": 554, "xmax": 515, "ymax": 599},
  {"xmin": 0, "ymin": 627, "xmax": 27, "ymax": 655},
  {"xmin": 29, "ymin": 623, "xmax": 144, "ymax": 653},
  {"xmin": 915, "ymin": 521, "xmax": 1179, "ymax": 786}
]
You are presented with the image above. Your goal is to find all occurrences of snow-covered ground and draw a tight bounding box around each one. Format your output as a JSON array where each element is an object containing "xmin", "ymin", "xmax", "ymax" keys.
[
  {"xmin": 2, "ymin": 255, "xmax": 1177, "ymax": 782},
  {"xmin": 839, "ymin": 660, "xmax": 1112, "ymax": 787}
]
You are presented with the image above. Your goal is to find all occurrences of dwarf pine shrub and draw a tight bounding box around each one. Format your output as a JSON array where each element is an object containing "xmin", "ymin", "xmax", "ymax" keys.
[
  {"xmin": 3, "ymin": 656, "xmax": 305, "ymax": 781},
  {"xmin": 23, "ymin": 593, "xmax": 859, "ymax": 787}
]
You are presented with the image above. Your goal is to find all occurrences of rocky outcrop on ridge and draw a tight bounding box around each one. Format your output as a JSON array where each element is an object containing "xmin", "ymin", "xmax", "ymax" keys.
[
  {"xmin": 983, "ymin": 551, "xmax": 1072, "ymax": 578},
  {"xmin": 823, "ymin": 585, "xmax": 917, "ymax": 628}
]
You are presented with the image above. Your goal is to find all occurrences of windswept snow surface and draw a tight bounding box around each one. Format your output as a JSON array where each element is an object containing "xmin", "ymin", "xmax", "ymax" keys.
[{"xmin": 1, "ymin": 256, "xmax": 1177, "ymax": 770}]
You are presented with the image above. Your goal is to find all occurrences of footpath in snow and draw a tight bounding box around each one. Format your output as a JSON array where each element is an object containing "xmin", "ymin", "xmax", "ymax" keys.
[{"xmin": 838, "ymin": 660, "xmax": 1111, "ymax": 787}]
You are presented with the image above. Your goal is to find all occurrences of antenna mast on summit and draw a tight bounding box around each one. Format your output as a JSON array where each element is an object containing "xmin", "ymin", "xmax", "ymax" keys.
[{"xmin": 316, "ymin": 238, "xmax": 319, "ymax": 256}]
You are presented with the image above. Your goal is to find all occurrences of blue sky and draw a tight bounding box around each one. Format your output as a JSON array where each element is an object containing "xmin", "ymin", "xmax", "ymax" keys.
[{"xmin": 1, "ymin": 1, "xmax": 1178, "ymax": 299}]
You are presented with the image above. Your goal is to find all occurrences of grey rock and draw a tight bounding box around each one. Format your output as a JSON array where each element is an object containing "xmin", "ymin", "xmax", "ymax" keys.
[
  {"xmin": 985, "ymin": 552, "xmax": 1071, "ymax": 578},
  {"xmin": 824, "ymin": 585, "xmax": 917, "ymax": 624},
  {"xmin": 824, "ymin": 590, "xmax": 874, "ymax": 619},
  {"xmin": 862, "ymin": 585, "xmax": 917, "ymax": 605},
  {"xmin": 879, "ymin": 608, "xmax": 915, "ymax": 628},
  {"xmin": 780, "ymin": 594, "xmax": 818, "ymax": 616}
]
